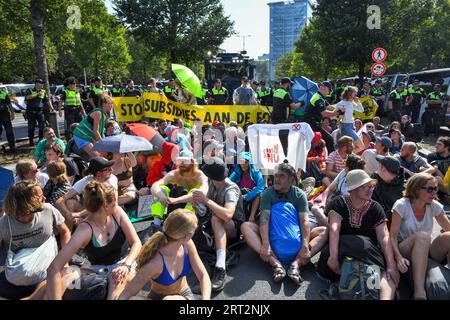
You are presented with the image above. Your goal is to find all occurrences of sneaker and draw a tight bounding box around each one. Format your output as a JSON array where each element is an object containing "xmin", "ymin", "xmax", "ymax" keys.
[
  {"xmin": 211, "ymin": 267, "xmax": 226, "ymax": 293},
  {"xmin": 301, "ymin": 177, "xmax": 316, "ymax": 198}
]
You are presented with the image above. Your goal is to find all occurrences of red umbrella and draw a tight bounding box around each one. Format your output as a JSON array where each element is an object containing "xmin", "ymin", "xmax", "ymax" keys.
[{"xmin": 126, "ymin": 123, "xmax": 165, "ymax": 151}]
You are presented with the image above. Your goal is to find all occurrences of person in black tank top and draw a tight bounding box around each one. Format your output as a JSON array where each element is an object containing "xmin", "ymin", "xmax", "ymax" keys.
[
  {"xmin": 119, "ymin": 209, "xmax": 211, "ymax": 300},
  {"xmin": 47, "ymin": 182, "xmax": 142, "ymax": 300}
]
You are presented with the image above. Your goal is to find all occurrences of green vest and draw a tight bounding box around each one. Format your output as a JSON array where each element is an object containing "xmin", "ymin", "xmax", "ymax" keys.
[
  {"xmin": 257, "ymin": 88, "xmax": 272, "ymax": 98},
  {"xmin": 64, "ymin": 89, "xmax": 81, "ymax": 106},
  {"xmin": 31, "ymin": 88, "xmax": 46, "ymax": 100},
  {"xmin": 408, "ymin": 87, "xmax": 424, "ymax": 95},
  {"xmin": 390, "ymin": 90, "xmax": 402, "ymax": 100},
  {"xmin": 372, "ymin": 87, "xmax": 384, "ymax": 96},
  {"xmin": 111, "ymin": 87, "xmax": 122, "ymax": 95},
  {"xmin": 0, "ymin": 90, "xmax": 7, "ymax": 101},
  {"xmin": 310, "ymin": 92, "xmax": 322, "ymax": 106},
  {"xmin": 400, "ymin": 89, "xmax": 408, "ymax": 97},
  {"xmin": 212, "ymin": 87, "xmax": 227, "ymax": 95},
  {"xmin": 202, "ymin": 89, "xmax": 209, "ymax": 97},
  {"xmin": 273, "ymin": 88, "xmax": 288, "ymax": 100},
  {"xmin": 428, "ymin": 92, "xmax": 444, "ymax": 100},
  {"xmin": 73, "ymin": 108, "xmax": 106, "ymax": 143},
  {"xmin": 92, "ymin": 87, "xmax": 104, "ymax": 95},
  {"xmin": 164, "ymin": 86, "xmax": 177, "ymax": 94}
]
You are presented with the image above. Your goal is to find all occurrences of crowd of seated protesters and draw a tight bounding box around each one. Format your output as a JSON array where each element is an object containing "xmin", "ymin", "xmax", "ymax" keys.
[{"xmin": 1, "ymin": 89, "xmax": 450, "ymax": 301}]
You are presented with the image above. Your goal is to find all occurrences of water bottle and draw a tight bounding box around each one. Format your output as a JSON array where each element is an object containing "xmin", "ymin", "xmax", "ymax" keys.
[{"xmin": 196, "ymin": 203, "xmax": 208, "ymax": 217}]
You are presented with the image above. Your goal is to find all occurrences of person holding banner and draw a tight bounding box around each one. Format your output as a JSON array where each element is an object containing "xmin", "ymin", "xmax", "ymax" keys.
[
  {"xmin": 335, "ymin": 86, "xmax": 366, "ymax": 155},
  {"xmin": 72, "ymin": 94, "xmax": 113, "ymax": 158}
]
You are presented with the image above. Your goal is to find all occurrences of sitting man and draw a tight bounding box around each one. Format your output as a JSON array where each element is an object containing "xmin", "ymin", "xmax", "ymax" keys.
[
  {"xmin": 240, "ymin": 163, "xmax": 327, "ymax": 286},
  {"xmin": 55, "ymin": 157, "xmax": 118, "ymax": 227},
  {"xmin": 325, "ymin": 135, "xmax": 354, "ymax": 180},
  {"xmin": 149, "ymin": 150, "xmax": 208, "ymax": 231},
  {"xmin": 361, "ymin": 136, "xmax": 391, "ymax": 176},
  {"xmin": 43, "ymin": 142, "xmax": 78, "ymax": 184},
  {"xmin": 427, "ymin": 136, "xmax": 450, "ymax": 194},
  {"xmin": 371, "ymin": 155, "xmax": 406, "ymax": 222},
  {"xmin": 395, "ymin": 142, "xmax": 435, "ymax": 178},
  {"xmin": 192, "ymin": 157, "xmax": 246, "ymax": 293},
  {"xmin": 34, "ymin": 127, "xmax": 66, "ymax": 167}
]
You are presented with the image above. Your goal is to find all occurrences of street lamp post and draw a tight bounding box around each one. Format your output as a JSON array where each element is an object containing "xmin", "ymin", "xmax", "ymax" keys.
[{"xmin": 239, "ymin": 34, "xmax": 251, "ymax": 52}]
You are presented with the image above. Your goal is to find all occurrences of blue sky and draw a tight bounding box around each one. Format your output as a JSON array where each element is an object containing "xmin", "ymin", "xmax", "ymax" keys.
[{"xmin": 105, "ymin": 0, "xmax": 272, "ymax": 59}]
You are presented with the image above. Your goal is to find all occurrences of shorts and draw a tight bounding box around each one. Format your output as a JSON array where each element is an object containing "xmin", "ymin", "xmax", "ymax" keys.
[
  {"xmin": 148, "ymin": 287, "xmax": 195, "ymax": 300},
  {"xmin": 308, "ymin": 211, "xmax": 318, "ymax": 229},
  {"xmin": 0, "ymin": 271, "xmax": 39, "ymax": 300},
  {"xmin": 341, "ymin": 123, "xmax": 360, "ymax": 142},
  {"xmin": 82, "ymin": 257, "xmax": 136, "ymax": 277},
  {"xmin": 74, "ymin": 135, "xmax": 92, "ymax": 150}
]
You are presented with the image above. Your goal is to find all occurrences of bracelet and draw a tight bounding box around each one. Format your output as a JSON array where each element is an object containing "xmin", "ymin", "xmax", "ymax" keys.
[{"xmin": 119, "ymin": 262, "xmax": 132, "ymax": 271}]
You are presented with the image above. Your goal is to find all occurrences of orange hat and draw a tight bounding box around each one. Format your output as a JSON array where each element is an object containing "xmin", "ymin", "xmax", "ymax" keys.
[{"xmin": 312, "ymin": 132, "xmax": 322, "ymax": 145}]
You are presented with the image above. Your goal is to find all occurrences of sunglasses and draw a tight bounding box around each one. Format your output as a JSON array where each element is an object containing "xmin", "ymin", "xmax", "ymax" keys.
[{"xmin": 421, "ymin": 187, "xmax": 438, "ymax": 194}]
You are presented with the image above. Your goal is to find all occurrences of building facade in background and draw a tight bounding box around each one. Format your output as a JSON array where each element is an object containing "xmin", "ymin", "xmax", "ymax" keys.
[{"xmin": 268, "ymin": 0, "xmax": 313, "ymax": 81}]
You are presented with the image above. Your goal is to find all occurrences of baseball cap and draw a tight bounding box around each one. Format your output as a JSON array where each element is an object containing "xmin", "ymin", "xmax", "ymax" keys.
[
  {"xmin": 93, "ymin": 76, "xmax": 102, "ymax": 82},
  {"xmin": 252, "ymin": 80, "xmax": 259, "ymax": 85},
  {"xmin": 319, "ymin": 81, "xmax": 332, "ymax": 89},
  {"xmin": 376, "ymin": 136, "xmax": 393, "ymax": 149},
  {"xmin": 35, "ymin": 78, "xmax": 44, "ymax": 84},
  {"xmin": 203, "ymin": 157, "xmax": 228, "ymax": 181},
  {"xmin": 376, "ymin": 155, "xmax": 401, "ymax": 175},
  {"xmin": 86, "ymin": 157, "xmax": 115, "ymax": 175},
  {"xmin": 280, "ymin": 77, "xmax": 294, "ymax": 85},
  {"xmin": 241, "ymin": 76, "xmax": 249, "ymax": 82}
]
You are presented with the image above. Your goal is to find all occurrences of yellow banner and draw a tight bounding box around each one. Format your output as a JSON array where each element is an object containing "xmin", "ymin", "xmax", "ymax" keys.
[
  {"xmin": 113, "ymin": 93, "xmax": 272, "ymax": 126},
  {"xmin": 354, "ymin": 97, "xmax": 378, "ymax": 120}
]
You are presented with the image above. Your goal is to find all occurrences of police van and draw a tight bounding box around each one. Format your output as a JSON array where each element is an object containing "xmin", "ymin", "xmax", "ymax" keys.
[{"xmin": 0, "ymin": 83, "xmax": 34, "ymax": 112}]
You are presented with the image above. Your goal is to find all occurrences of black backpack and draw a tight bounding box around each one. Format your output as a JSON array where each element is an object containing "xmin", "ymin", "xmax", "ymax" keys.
[
  {"xmin": 66, "ymin": 153, "xmax": 89, "ymax": 182},
  {"xmin": 410, "ymin": 123, "xmax": 424, "ymax": 143}
]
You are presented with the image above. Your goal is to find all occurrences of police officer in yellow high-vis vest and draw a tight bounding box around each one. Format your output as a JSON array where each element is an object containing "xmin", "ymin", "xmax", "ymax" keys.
[
  {"xmin": 0, "ymin": 87, "xmax": 16, "ymax": 151},
  {"xmin": 257, "ymin": 81, "xmax": 273, "ymax": 107},
  {"xmin": 272, "ymin": 77, "xmax": 302, "ymax": 124},
  {"xmin": 163, "ymin": 79, "xmax": 178, "ymax": 102},
  {"xmin": 210, "ymin": 79, "xmax": 229, "ymax": 105},
  {"xmin": 58, "ymin": 77, "xmax": 86, "ymax": 140}
]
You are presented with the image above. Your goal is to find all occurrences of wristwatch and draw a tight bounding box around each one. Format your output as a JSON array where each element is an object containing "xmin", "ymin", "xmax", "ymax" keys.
[{"xmin": 119, "ymin": 262, "xmax": 132, "ymax": 271}]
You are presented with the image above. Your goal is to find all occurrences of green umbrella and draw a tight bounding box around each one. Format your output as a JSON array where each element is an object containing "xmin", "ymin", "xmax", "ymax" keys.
[{"xmin": 171, "ymin": 64, "xmax": 204, "ymax": 99}]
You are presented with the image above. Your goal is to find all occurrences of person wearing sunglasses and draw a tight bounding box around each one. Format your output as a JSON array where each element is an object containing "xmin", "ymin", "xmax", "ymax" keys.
[
  {"xmin": 317, "ymin": 169, "xmax": 399, "ymax": 300},
  {"xmin": 390, "ymin": 173, "xmax": 450, "ymax": 299}
]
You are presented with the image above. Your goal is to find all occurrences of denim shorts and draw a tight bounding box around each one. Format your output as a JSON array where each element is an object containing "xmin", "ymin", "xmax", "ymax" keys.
[
  {"xmin": 74, "ymin": 135, "xmax": 92, "ymax": 150},
  {"xmin": 341, "ymin": 123, "xmax": 360, "ymax": 141}
]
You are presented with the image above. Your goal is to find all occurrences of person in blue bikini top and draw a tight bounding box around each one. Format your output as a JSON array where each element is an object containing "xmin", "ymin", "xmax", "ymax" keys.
[{"xmin": 119, "ymin": 209, "xmax": 211, "ymax": 300}]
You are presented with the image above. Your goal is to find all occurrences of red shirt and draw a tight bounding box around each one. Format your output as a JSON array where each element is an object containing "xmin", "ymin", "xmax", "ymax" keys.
[{"xmin": 146, "ymin": 142, "xmax": 179, "ymax": 186}]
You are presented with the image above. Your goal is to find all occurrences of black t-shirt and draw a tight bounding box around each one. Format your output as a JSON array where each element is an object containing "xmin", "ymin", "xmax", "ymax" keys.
[
  {"xmin": 327, "ymin": 196, "xmax": 386, "ymax": 244},
  {"xmin": 25, "ymin": 87, "xmax": 49, "ymax": 109},
  {"xmin": 123, "ymin": 87, "xmax": 142, "ymax": 97}
]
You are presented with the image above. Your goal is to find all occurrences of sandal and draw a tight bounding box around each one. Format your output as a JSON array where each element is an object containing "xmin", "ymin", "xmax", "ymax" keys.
[
  {"xmin": 271, "ymin": 263, "xmax": 286, "ymax": 283},
  {"xmin": 287, "ymin": 263, "xmax": 303, "ymax": 285}
]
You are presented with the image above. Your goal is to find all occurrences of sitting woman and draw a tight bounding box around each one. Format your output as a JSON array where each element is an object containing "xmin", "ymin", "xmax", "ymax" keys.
[
  {"xmin": 47, "ymin": 181, "xmax": 142, "ymax": 300},
  {"xmin": 119, "ymin": 209, "xmax": 211, "ymax": 300},
  {"xmin": 310, "ymin": 154, "xmax": 366, "ymax": 227},
  {"xmin": 317, "ymin": 169, "xmax": 400, "ymax": 300},
  {"xmin": 111, "ymin": 152, "xmax": 138, "ymax": 206},
  {"xmin": 230, "ymin": 152, "xmax": 265, "ymax": 222},
  {"xmin": 72, "ymin": 93, "xmax": 114, "ymax": 158},
  {"xmin": 43, "ymin": 161, "xmax": 72, "ymax": 207},
  {"xmin": 390, "ymin": 173, "xmax": 450, "ymax": 300},
  {"xmin": 389, "ymin": 129, "xmax": 404, "ymax": 155},
  {"xmin": 0, "ymin": 181, "xmax": 70, "ymax": 300},
  {"xmin": 306, "ymin": 132, "xmax": 330, "ymax": 187}
]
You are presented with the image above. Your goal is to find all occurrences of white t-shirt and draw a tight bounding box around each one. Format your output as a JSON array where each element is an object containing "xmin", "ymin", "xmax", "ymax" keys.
[
  {"xmin": 14, "ymin": 172, "xmax": 49, "ymax": 189},
  {"xmin": 72, "ymin": 174, "xmax": 118, "ymax": 194},
  {"xmin": 336, "ymin": 100, "xmax": 364, "ymax": 123},
  {"xmin": 362, "ymin": 149, "xmax": 379, "ymax": 176},
  {"xmin": 392, "ymin": 197, "xmax": 444, "ymax": 242},
  {"xmin": 333, "ymin": 170, "xmax": 348, "ymax": 196}
]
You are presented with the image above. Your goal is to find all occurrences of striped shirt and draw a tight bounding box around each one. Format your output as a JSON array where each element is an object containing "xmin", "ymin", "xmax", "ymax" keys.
[{"xmin": 326, "ymin": 151, "xmax": 346, "ymax": 174}]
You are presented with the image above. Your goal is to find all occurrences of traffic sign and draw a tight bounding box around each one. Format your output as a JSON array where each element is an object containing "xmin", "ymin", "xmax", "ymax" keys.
[
  {"xmin": 372, "ymin": 48, "xmax": 387, "ymax": 62},
  {"xmin": 371, "ymin": 62, "xmax": 387, "ymax": 76}
]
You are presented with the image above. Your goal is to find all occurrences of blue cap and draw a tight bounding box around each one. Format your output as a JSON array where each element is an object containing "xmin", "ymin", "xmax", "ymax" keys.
[{"xmin": 376, "ymin": 136, "xmax": 392, "ymax": 149}]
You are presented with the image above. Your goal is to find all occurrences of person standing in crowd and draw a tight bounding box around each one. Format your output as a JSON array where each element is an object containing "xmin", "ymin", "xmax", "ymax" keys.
[
  {"xmin": 406, "ymin": 80, "xmax": 426, "ymax": 123},
  {"xmin": 390, "ymin": 173, "xmax": 450, "ymax": 299},
  {"xmin": 318, "ymin": 170, "xmax": 399, "ymax": 300},
  {"xmin": 47, "ymin": 181, "xmax": 142, "ymax": 300},
  {"xmin": 58, "ymin": 77, "xmax": 86, "ymax": 141},
  {"xmin": 0, "ymin": 85, "xmax": 16, "ymax": 152},
  {"xmin": 257, "ymin": 81, "xmax": 273, "ymax": 107},
  {"xmin": 123, "ymin": 79, "xmax": 142, "ymax": 98},
  {"xmin": 192, "ymin": 158, "xmax": 246, "ymax": 292},
  {"xmin": 72, "ymin": 93, "xmax": 113, "ymax": 158},
  {"xmin": 388, "ymin": 82, "xmax": 406, "ymax": 123},
  {"xmin": 119, "ymin": 209, "xmax": 211, "ymax": 300},
  {"xmin": 304, "ymin": 81, "xmax": 340, "ymax": 153},
  {"xmin": 371, "ymin": 155, "xmax": 406, "ymax": 221},
  {"xmin": 371, "ymin": 79, "xmax": 386, "ymax": 117},
  {"xmin": 33, "ymin": 127, "xmax": 66, "ymax": 167},
  {"xmin": 197, "ymin": 82, "xmax": 210, "ymax": 105},
  {"xmin": 25, "ymin": 78, "xmax": 54, "ymax": 146},
  {"xmin": 210, "ymin": 79, "xmax": 229, "ymax": 105},
  {"xmin": 111, "ymin": 82, "xmax": 123, "ymax": 97},
  {"xmin": 88, "ymin": 76, "xmax": 106, "ymax": 110},
  {"xmin": 163, "ymin": 79, "xmax": 178, "ymax": 102},
  {"xmin": 146, "ymin": 78, "xmax": 164, "ymax": 95},
  {"xmin": 359, "ymin": 82, "xmax": 373, "ymax": 98},
  {"xmin": 233, "ymin": 76, "xmax": 258, "ymax": 105},
  {"xmin": 272, "ymin": 77, "xmax": 302, "ymax": 124},
  {"xmin": 424, "ymin": 84, "xmax": 445, "ymax": 137},
  {"xmin": 335, "ymin": 86, "xmax": 366, "ymax": 155},
  {"xmin": 175, "ymin": 79, "xmax": 196, "ymax": 105}
]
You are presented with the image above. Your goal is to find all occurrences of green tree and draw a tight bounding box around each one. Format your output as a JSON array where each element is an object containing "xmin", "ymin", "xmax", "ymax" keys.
[
  {"xmin": 275, "ymin": 52, "xmax": 294, "ymax": 80},
  {"xmin": 114, "ymin": 0, "xmax": 235, "ymax": 68}
]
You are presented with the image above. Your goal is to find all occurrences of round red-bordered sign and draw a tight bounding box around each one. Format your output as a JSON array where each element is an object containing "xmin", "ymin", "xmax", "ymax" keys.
[
  {"xmin": 371, "ymin": 62, "xmax": 387, "ymax": 76},
  {"xmin": 372, "ymin": 48, "xmax": 387, "ymax": 62}
]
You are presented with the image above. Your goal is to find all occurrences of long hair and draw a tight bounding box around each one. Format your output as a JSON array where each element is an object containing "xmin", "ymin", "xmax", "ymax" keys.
[
  {"xmin": 46, "ymin": 161, "xmax": 68, "ymax": 184},
  {"xmin": 341, "ymin": 86, "xmax": 358, "ymax": 100},
  {"xmin": 136, "ymin": 209, "xmax": 198, "ymax": 270},
  {"xmin": 4, "ymin": 181, "xmax": 42, "ymax": 218},
  {"xmin": 83, "ymin": 181, "xmax": 116, "ymax": 213}
]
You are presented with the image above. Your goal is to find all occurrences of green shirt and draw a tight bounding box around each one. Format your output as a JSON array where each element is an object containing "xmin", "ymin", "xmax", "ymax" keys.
[
  {"xmin": 73, "ymin": 108, "xmax": 106, "ymax": 143},
  {"xmin": 260, "ymin": 186, "xmax": 308, "ymax": 215}
]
